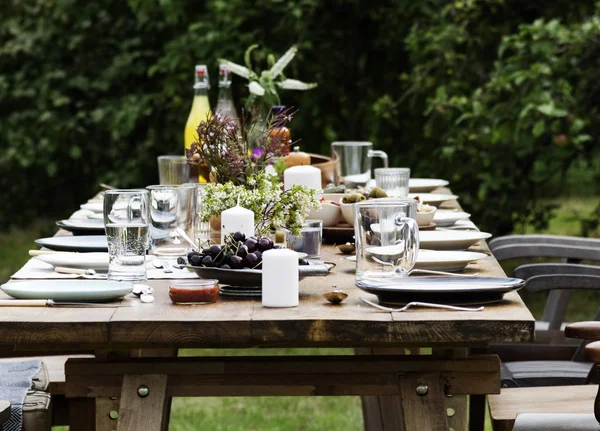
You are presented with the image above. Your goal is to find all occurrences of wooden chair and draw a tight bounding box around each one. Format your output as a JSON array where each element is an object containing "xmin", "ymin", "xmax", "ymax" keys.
[
  {"xmin": 489, "ymin": 321, "xmax": 600, "ymax": 430},
  {"xmin": 470, "ymin": 235, "xmax": 600, "ymax": 429}
]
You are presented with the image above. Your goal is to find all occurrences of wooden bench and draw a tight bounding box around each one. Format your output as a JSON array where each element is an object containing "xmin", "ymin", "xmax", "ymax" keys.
[{"xmin": 488, "ymin": 385, "xmax": 598, "ymax": 431}]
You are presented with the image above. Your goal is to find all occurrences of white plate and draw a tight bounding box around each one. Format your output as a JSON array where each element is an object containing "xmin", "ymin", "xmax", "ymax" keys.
[
  {"xmin": 80, "ymin": 202, "xmax": 103, "ymax": 212},
  {"xmin": 346, "ymin": 250, "xmax": 488, "ymax": 272},
  {"xmin": 409, "ymin": 178, "xmax": 449, "ymax": 193},
  {"xmin": 34, "ymin": 252, "xmax": 110, "ymax": 271},
  {"xmin": 35, "ymin": 235, "xmax": 108, "ymax": 252},
  {"xmin": 433, "ymin": 210, "xmax": 471, "ymax": 227},
  {"xmin": 419, "ymin": 231, "xmax": 491, "ymax": 250},
  {"xmin": 408, "ymin": 193, "xmax": 458, "ymax": 207},
  {"xmin": 414, "ymin": 250, "xmax": 488, "ymax": 271},
  {"xmin": 1, "ymin": 280, "xmax": 133, "ymax": 301}
]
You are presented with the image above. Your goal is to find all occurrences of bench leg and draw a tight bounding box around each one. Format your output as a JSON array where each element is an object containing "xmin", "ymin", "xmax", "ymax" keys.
[
  {"xmin": 68, "ymin": 398, "xmax": 95, "ymax": 431},
  {"xmin": 117, "ymin": 374, "xmax": 168, "ymax": 431},
  {"xmin": 95, "ymin": 397, "xmax": 120, "ymax": 431}
]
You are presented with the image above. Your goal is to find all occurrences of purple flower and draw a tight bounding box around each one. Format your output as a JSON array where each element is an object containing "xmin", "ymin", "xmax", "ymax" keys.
[{"xmin": 252, "ymin": 148, "xmax": 264, "ymax": 161}]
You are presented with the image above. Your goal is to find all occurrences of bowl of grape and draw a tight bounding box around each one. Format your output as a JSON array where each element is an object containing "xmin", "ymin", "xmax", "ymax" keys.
[{"xmin": 181, "ymin": 232, "xmax": 324, "ymax": 287}]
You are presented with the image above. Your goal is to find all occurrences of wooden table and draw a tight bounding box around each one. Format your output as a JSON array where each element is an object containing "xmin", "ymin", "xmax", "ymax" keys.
[{"xmin": 0, "ymin": 197, "xmax": 535, "ymax": 431}]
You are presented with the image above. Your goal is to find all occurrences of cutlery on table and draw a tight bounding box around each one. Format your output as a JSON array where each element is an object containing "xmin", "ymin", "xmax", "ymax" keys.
[
  {"xmin": 360, "ymin": 297, "xmax": 484, "ymax": 312},
  {"xmin": 54, "ymin": 267, "xmax": 107, "ymax": 279},
  {"xmin": 0, "ymin": 299, "xmax": 133, "ymax": 307},
  {"xmin": 175, "ymin": 227, "xmax": 201, "ymax": 252},
  {"xmin": 29, "ymin": 250, "xmax": 73, "ymax": 256},
  {"xmin": 152, "ymin": 259, "xmax": 173, "ymax": 273}
]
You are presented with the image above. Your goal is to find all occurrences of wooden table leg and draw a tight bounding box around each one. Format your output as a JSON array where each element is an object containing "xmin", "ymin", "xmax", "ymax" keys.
[
  {"xmin": 399, "ymin": 374, "xmax": 449, "ymax": 431},
  {"xmin": 117, "ymin": 374, "xmax": 168, "ymax": 431},
  {"xmin": 95, "ymin": 397, "xmax": 120, "ymax": 431}
]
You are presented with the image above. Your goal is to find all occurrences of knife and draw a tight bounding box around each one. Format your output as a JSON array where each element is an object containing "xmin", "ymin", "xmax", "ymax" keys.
[
  {"xmin": 0, "ymin": 299, "xmax": 134, "ymax": 307},
  {"xmin": 54, "ymin": 267, "xmax": 107, "ymax": 279}
]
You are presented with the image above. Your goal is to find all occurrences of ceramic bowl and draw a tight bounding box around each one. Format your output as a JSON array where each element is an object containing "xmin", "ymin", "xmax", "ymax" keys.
[
  {"xmin": 308, "ymin": 202, "xmax": 341, "ymax": 227},
  {"xmin": 416, "ymin": 205, "xmax": 437, "ymax": 227},
  {"xmin": 321, "ymin": 192, "xmax": 345, "ymax": 203},
  {"xmin": 339, "ymin": 198, "xmax": 355, "ymax": 225}
]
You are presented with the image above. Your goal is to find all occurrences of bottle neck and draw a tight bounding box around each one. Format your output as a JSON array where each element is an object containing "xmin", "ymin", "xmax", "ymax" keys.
[
  {"xmin": 194, "ymin": 86, "xmax": 209, "ymax": 97},
  {"xmin": 217, "ymin": 84, "xmax": 233, "ymax": 101}
]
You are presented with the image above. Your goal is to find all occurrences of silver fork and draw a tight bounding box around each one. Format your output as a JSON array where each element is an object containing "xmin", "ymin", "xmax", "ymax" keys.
[{"xmin": 360, "ymin": 297, "xmax": 484, "ymax": 312}]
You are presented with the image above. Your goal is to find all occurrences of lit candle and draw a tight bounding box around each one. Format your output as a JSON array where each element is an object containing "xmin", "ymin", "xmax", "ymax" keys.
[
  {"xmin": 262, "ymin": 248, "xmax": 299, "ymax": 307},
  {"xmin": 284, "ymin": 166, "xmax": 322, "ymax": 191},
  {"xmin": 220, "ymin": 205, "xmax": 254, "ymax": 244}
]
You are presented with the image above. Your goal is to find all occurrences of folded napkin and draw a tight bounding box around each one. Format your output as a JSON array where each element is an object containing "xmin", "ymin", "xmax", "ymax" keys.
[
  {"xmin": 11, "ymin": 258, "xmax": 197, "ymax": 280},
  {"xmin": 0, "ymin": 359, "xmax": 41, "ymax": 431}
]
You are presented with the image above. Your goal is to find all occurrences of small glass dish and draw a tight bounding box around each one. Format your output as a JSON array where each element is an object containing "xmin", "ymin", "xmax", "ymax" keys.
[{"xmin": 168, "ymin": 279, "xmax": 219, "ymax": 304}]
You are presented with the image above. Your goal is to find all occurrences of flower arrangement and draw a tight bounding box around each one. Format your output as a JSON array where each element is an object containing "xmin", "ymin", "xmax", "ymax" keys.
[
  {"xmin": 219, "ymin": 45, "xmax": 317, "ymax": 110},
  {"xmin": 199, "ymin": 173, "xmax": 320, "ymax": 236},
  {"xmin": 185, "ymin": 107, "xmax": 296, "ymax": 186}
]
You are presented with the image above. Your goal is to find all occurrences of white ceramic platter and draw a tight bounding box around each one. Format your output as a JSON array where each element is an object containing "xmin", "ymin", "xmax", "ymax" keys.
[
  {"xmin": 347, "ymin": 250, "xmax": 488, "ymax": 271},
  {"xmin": 34, "ymin": 252, "xmax": 110, "ymax": 271},
  {"xmin": 433, "ymin": 210, "xmax": 471, "ymax": 227},
  {"xmin": 35, "ymin": 236, "xmax": 108, "ymax": 252},
  {"xmin": 1, "ymin": 280, "xmax": 133, "ymax": 301},
  {"xmin": 413, "ymin": 250, "xmax": 488, "ymax": 271},
  {"xmin": 80, "ymin": 202, "xmax": 103, "ymax": 213},
  {"xmin": 418, "ymin": 231, "xmax": 492, "ymax": 250},
  {"xmin": 409, "ymin": 178, "xmax": 449, "ymax": 193},
  {"xmin": 408, "ymin": 193, "xmax": 458, "ymax": 207}
]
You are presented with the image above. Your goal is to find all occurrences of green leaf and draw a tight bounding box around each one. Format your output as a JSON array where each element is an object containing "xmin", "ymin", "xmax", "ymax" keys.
[
  {"xmin": 537, "ymin": 103, "xmax": 568, "ymax": 117},
  {"xmin": 532, "ymin": 120, "xmax": 545, "ymax": 137}
]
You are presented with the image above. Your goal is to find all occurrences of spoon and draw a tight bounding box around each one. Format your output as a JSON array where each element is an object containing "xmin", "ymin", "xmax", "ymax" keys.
[
  {"xmin": 54, "ymin": 267, "xmax": 107, "ymax": 279},
  {"xmin": 152, "ymin": 259, "xmax": 173, "ymax": 273},
  {"xmin": 175, "ymin": 227, "xmax": 201, "ymax": 252},
  {"xmin": 360, "ymin": 297, "xmax": 484, "ymax": 312}
]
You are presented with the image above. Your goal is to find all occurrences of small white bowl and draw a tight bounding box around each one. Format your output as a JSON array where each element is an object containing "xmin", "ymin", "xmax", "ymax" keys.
[
  {"xmin": 416, "ymin": 205, "xmax": 437, "ymax": 227},
  {"xmin": 339, "ymin": 198, "xmax": 355, "ymax": 225},
  {"xmin": 308, "ymin": 202, "xmax": 341, "ymax": 227},
  {"xmin": 321, "ymin": 192, "xmax": 345, "ymax": 203}
]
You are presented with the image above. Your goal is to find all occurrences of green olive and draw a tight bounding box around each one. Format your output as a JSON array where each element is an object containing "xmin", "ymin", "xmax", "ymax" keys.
[{"xmin": 370, "ymin": 187, "xmax": 388, "ymax": 198}]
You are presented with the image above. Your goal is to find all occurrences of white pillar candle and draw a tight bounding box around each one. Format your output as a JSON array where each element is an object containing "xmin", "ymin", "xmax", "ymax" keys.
[
  {"xmin": 284, "ymin": 165, "xmax": 322, "ymax": 191},
  {"xmin": 262, "ymin": 248, "xmax": 299, "ymax": 308},
  {"xmin": 220, "ymin": 205, "xmax": 254, "ymax": 244}
]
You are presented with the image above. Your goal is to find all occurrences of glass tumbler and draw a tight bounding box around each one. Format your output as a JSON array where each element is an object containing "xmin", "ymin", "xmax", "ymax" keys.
[
  {"xmin": 354, "ymin": 200, "xmax": 419, "ymax": 286},
  {"xmin": 157, "ymin": 155, "xmax": 190, "ymax": 185},
  {"xmin": 287, "ymin": 220, "xmax": 323, "ymax": 258},
  {"xmin": 104, "ymin": 189, "xmax": 150, "ymax": 282},
  {"xmin": 147, "ymin": 184, "xmax": 198, "ymax": 256},
  {"xmin": 375, "ymin": 168, "xmax": 411, "ymax": 197}
]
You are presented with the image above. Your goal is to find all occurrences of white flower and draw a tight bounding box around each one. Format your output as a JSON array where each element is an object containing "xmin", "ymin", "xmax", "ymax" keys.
[
  {"xmin": 265, "ymin": 165, "xmax": 277, "ymax": 176},
  {"xmin": 277, "ymin": 79, "xmax": 317, "ymax": 91},
  {"xmin": 218, "ymin": 59, "xmax": 251, "ymax": 79},
  {"xmin": 269, "ymin": 45, "xmax": 298, "ymax": 78},
  {"xmin": 248, "ymin": 81, "xmax": 265, "ymax": 96}
]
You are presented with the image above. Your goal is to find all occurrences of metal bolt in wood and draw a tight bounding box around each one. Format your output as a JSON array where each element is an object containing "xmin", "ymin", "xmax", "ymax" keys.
[
  {"xmin": 415, "ymin": 384, "xmax": 429, "ymax": 396},
  {"xmin": 109, "ymin": 410, "xmax": 119, "ymax": 420},
  {"xmin": 137, "ymin": 385, "xmax": 150, "ymax": 398}
]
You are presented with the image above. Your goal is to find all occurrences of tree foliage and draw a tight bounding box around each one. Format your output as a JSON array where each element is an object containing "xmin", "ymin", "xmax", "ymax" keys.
[{"xmin": 1, "ymin": 0, "xmax": 599, "ymax": 234}]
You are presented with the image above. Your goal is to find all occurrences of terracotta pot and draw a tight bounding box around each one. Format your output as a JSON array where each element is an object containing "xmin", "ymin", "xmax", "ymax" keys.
[
  {"xmin": 209, "ymin": 215, "xmax": 221, "ymax": 243},
  {"xmin": 309, "ymin": 153, "xmax": 339, "ymax": 188}
]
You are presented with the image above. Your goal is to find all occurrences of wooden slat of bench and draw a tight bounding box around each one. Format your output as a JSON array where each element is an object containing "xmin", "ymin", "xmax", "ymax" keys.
[
  {"xmin": 488, "ymin": 385, "xmax": 597, "ymax": 431},
  {"xmin": 0, "ymin": 355, "xmax": 93, "ymax": 394}
]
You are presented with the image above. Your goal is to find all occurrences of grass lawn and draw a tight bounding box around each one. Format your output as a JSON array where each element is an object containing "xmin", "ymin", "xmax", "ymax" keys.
[{"xmin": 2, "ymin": 196, "xmax": 598, "ymax": 430}]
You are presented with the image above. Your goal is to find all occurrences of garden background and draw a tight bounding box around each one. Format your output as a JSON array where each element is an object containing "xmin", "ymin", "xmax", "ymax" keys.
[{"xmin": 1, "ymin": 0, "xmax": 599, "ymax": 429}]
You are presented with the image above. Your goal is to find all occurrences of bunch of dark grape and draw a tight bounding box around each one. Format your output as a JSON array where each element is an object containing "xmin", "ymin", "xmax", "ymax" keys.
[{"xmin": 181, "ymin": 231, "xmax": 309, "ymax": 270}]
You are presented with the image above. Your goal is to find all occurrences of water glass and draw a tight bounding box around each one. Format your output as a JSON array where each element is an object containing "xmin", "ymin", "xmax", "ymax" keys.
[
  {"xmin": 354, "ymin": 200, "xmax": 419, "ymax": 286},
  {"xmin": 147, "ymin": 184, "xmax": 198, "ymax": 256},
  {"xmin": 195, "ymin": 184, "xmax": 211, "ymax": 249},
  {"xmin": 331, "ymin": 141, "xmax": 388, "ymax": 187},
  {"xmin": 375, "ymin": 168, "xmax": 411, "ymax": 197},
  {"xmin": 104, "ymin": 189, "xmax": 150, "ymax": 282},
  {"xmin": 287, "ymin": 220, "xmax": 323, "ymax": 258},
  {"xmin": 158, "ymin": 155, "xmax": 190, "ymax": 185}
]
